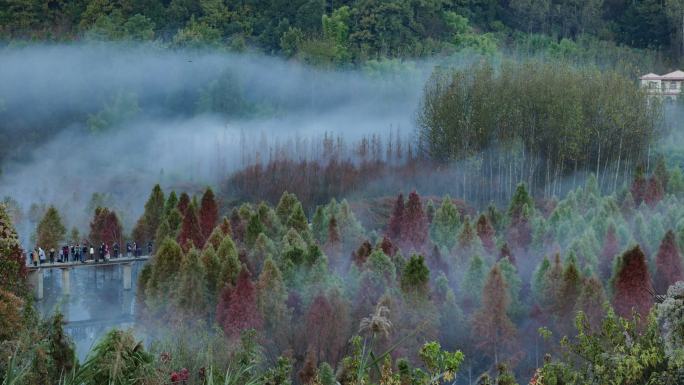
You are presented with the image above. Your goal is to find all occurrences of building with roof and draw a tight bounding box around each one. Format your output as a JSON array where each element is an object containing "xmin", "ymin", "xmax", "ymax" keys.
[{"xmin": 640, "ymin": 70, "xmax": 684, "ymax": 100}]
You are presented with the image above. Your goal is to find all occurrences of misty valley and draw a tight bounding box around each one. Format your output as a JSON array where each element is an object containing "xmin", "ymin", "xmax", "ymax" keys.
[{"xmin": 2, "ymin": 2, "xmax": 684, "ymax": 385}]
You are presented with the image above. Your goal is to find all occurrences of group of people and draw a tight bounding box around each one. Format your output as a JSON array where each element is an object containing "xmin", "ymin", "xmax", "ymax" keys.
[{"xmin": 27, "ymin": 241, "xmax": 152, "ymax": 266}]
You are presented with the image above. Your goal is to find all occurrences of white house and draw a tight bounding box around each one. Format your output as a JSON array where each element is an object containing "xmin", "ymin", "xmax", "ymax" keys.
[{"xmin": 640, "ymin": 70, "xmax": 684, "ymax": 100}]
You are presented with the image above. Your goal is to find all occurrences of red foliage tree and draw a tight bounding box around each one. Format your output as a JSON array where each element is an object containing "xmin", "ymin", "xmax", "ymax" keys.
[
  {"xmin": 89, "ymin": 207, "xmax": 123, "ymax": 246},
  {"xmin": 177, "ymin": 192, "xmax": 191, "ymax": 216},
  {"xmin": 499, "ymin": 243, "xmax": 515, "ymax": 266},
  {"xmin": 612, "ymin": 245, "xmax": 654, "ymax": 318},
  {"xmin": 654, "ymin": 230, "xmax": 684, "ymax": 294},
  {"xmin": 218, "ymin": 266, "xmax": 262, "ymax": 337},
  {"xmin": 230, "ymin": 208, "xmax": 245, "ymax": 244},
  {"xmin": 325, "ymin": 215, "xmax": 341, "ymax": 259},
  {"xmin": 400, "ymin": 191, "xmax": 428, "ymax": 251},
  {"xmin": 351, "ymin": 240, "xmax": 372, "ymax": 267},
  {"xmin": 305, "ymin": 291, "xmax": 349, "ymax": 365},
  {"xmin": 476, "ymin": 214, "xmax": 496, "ymax": 254},
  {"xmin": 379, "ymin": 236, "xmax": 397, "ymax": 257},
  {"xmin": 386, "ymin": 193, "xmax": 404, "ymax": 242},
  {"xmin": 177, "ymin": 202, "xmax": 203, "ymax": 251},
  {"xmin": 644, "ymin": 177, "xmax": 664, "ymax": 207},
  {"xmin": 599, "ymin": 225, "xmax": 620, "ymax": 280},
  {"xmin": 198, "ymin": 187, "xmax": 218, "ymax": 245}
]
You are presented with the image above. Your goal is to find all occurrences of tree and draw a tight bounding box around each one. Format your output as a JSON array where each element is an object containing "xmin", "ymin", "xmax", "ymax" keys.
[
  {"xmin": 177, "ymin": 192, "xmax": 190, "ymax": 216},
  {"xmin": 246, "ymin": 213, "xmax": 265, "ymax": 247},
  {"xmin": 575, "ymin": 276, "xmax": 606, "ymax": 332},
  {"xmin": 401, "ymin": 191, "xmax": 429, "ymax": 251},
  {"xmin": 287, "ymin": 202, "xmax": 308, "ymax": 233},
  {"xmin": 177, "ymin": 201, "xmax": 203, "ymax": 251},
  {"xmin": 218, "ymin": 266, "xmax": 263, "ymax": 337},
  {"xmin": 401, "ymin": 254, "xmax": 430, "ymax": 296},
  {"xmin": 216, "ymin": 236, "xmax": 241, "ymax": 291},
  {"xmin": 198, "ymin": 187, "xmax": 218, "ymax": 244},
  {"xmin": 612, "ymin": 245, "xmax": 654, "ymax": 318},
  {"xmin": 476, "ymin": 214, "xmax": 496, "ymax": 255},
  {"xmin": 140, "ymin": 184, "xmax": 165, "ymax": 243},
  {"xmin": 431, "ymin": 195, "xmax": 460, "ymax": 250},
  {"xmin": 0, "ymin": 203, "xmax": 28, "ymax": 297},
  {"xmin": 174, "ymin": 247, "xmax": 209, "ymax": 321},
  {"xmin": 654, "ymin": 230, "xmax": 684, "ymax": 294},
  {"xmin": 146, "ymin": 238, "xmax": 183, "ymax": 307},
  {"xmin": 462, "ymin": 254, "xmax": 487, "ymax": 310},
  {"xmin": 257, "ymin": 257, "xmax": 290, "ymax": 349},
  {"xmin": 599, "ymin": 224, "xmax": 620, "ymax": 280},
  {"xmin": 36, "ymin": 206, "xmax": 66, "ymax": 250},
  {"xmin": 472, "ymin": 265, "xmax": 517, "ymax": 365},
  {"xmin": 89, "ymin": 207, "xmax": 123, "ymax": 246},
  {"xmin": 387, "ymin": 193, "xmax": 404, "ymax": 242}
]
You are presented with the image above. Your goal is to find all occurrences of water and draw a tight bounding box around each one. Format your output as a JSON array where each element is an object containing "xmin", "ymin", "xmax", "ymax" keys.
[{"xmin": 35, "ymin": 261, "xmax": 148, "ymax": 359}]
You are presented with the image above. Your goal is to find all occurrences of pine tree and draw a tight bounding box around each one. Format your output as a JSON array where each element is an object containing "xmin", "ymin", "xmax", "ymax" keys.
[
  {"xmin": 400, "ymin": 255, "xmax": 429, "ymax": 296},
  {"xmin": 146, "ymin": 238, "xmax": 183, "ymax": 305},
  {"xmin": 198, "ymin": 187, "xmax": 218, "ymax": 244},
  {"xmin": 599, "ymin": 224, "xmax": 620, "ymax": 280},
  {"xmin": 287, "ymin": 202, "xmax": 308, "ymax": 233},
  {"xmin": 532, "ymin": 256, "xmax": 551, "ymax": 301},
  {"xmin": 462, "ymin": 254, "xmax": 488, "ymax": 310},
  {"xmin": 575, "ymin": 276, "xmax": 606, "ymax": 331},
  {"xmin": 612, "ymin": 245, "xmax": 654, "ymax": 318},
  {"xmin": 401, "ymin": 191, "xmax": 428, "ymax": 251},
  {"xmin": 164, "ymin": 191, "xmax": 178, "ymax": 217},
  {"xmin": 540, "ymin": 254, "xmax": 564, "ymax": 315},
  {"xmin": 476, "ymin": 214, "xmax": 496, "ymax": 255},
  {"xmin": 36, "ymin": 206, "xmax": 66, "ymax": 250},
  {"xmin": 431, "ymin": 195, "xmax": 460, "ymax": 250},
  {"xmin": 205, "ymin": 226, "xmax": 225, "ymax": 250},
  {"xmin": 387, "ymin": 193, "xmax": 404, "ymax": 242},
  {"xmin": 216, "ymin": 236, "xmax": 241, "ymax": 291},
  {"xmin": 325, "ymin": 215, "xmax": 341, "ymax": 259},
  {"xmin": 174, "ymin": 247, "xmax": 209, "ymax": 321},
  {"xmin": 654, "ymin": 230, "xmax": 683, "ymax": 294},
  {"xmin": 200, "ymin": 246, "xmax": 222, "ymax": 303},
  {"xmin": 246, "ymin": 212, "xmax": 265, "ymax": 247},
  {"xmin": 219, "ymin": 266, "xmax": 263, "ymax": 337},
  {"xmin": 472, "ymin": 265, "xmax": 517, "ymax": 365},
  {"xmin": 312, "ymin": 206, "xmax": 328, "ymax": 244},
  {"xmin": 257, "ymin": 258, "xmax": 289, "ymax": 343},
  {"xmin": 458, "ymin": 216, "xmax": 476, "ymax": 251},
  {"xmin": 276, "ymin": 191, "xmax": 299, "ymax": 225},
  {"xmin": 177, "ymin": 201, "xmax": 203, "ymax": 251},
  {"xmin": 498, "ymin": 257, "xmax": 522, "ymax": 320},
  {"xmin": 142, "ymin": 184, "xmax": 165, "ymax": 243},
  {"xmin": 219, "ymin": 216, "xmax": 232, "ymax": 237}
]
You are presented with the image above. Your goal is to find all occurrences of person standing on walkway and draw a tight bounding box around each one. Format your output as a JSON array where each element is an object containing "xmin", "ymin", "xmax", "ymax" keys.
[
  {"xmin": 32, "ymin": 249, "xmax": 38, "ymax": 267},
  {"xmin": 49, "ymin": 247, "xmax": 55, "ymax": 263},
  {"xmin": 89, "ymin": 245, "xmax": 95, "ymax": 261}
]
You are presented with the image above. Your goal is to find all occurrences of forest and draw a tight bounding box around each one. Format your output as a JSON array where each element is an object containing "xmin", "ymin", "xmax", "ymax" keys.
[{"xmin": 2, "ymin": 1, "xmax": 684, "ymax": 385}]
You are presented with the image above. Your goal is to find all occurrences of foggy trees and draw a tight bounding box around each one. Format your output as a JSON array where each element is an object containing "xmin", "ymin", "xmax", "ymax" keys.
[
  {"xmin": 88, "ymin": 207, "xmax": 124, "ymax": 246},
  {"xmin": 36, "ymin": 206, "xmax": 66, "ymax": 250},
  {"xmin": 417, "ymin": 59, "xmax": 662, "ymax": 198}
]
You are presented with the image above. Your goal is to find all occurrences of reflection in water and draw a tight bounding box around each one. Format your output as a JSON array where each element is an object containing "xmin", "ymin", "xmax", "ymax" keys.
[{"xmin": 35, "ymin": 261, "xmax": 147, "ymax": 359}]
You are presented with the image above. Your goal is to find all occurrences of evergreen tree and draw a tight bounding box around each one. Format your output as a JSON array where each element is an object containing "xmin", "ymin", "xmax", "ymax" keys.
[
  {"xmin": 205, "ymin": 226, "xmax": 226, "ymax": 250},
  {"xmin": 36, "ymin": 205, "xmax": 66, "ymax": 250},
  {"xmin": 164, "ymin": 190, "xmax": 178, "ymax": 217},
  {"xmin": 257, "ymin": 257, "xmax": 290, "ymax": 345},
  {"xmin": 654, "ymin": 230, "xmax": 684, "ymax": 294},
  {"xmin": 246, "ymin": 212, "xmax": 265, "ymax": 247},
  {"xmin": 198, "ymin": 187, "xmax": 218, "ymax": 244},
  {"xmin": 276, "ymin": 191, "xmax": 299, "ymax": 225},
  {"xmin": 141, "ymin": 184, "xmax": 165, "ymax": 243},
  {"xmin": 612, "ymin": 245, "xmax": 654, "ymax": 318},
  {"xmin": 200, "ymin": 246, "xmax": 222, "ymax": 303},
  {"xmin": 400, "ymin": 254, "xmax": 430, "ymax": 296},
  {"xmin": 462, "ymin": 254, "xmax": 488, "ymax": 309},
  {"xmin": 498, "ymin": 257, "xmax": 522, "ymax": 320},
  {"xmin": 287, "ymin": 202, "xmax": 308, "ymax": 233},
  {"xmin": 216, "ymin": 236, "xmax": 241, "ymax": 291},
  {"xmin": 174, "ymin": 247, "xmax": 209, "ymax": 321},
  {"xmin": 325, "ymin": 215, "xmax": 341, "ymax": 259},
  {"xmin": 146, "ymin": 238, "xmax": 183, "ymax": 305},
  {"xmin": 600, "ymin": 224, "xmax": 620, "ymax": 280},
  {"xmin": 431, "ymin": 195, "xmax": 460, "ymax": 250},
  {"xmin": 472, "ymin": 265, "xmax": 517, "ymax": 365},
  {"xmin": 312, "ymin": 205, "xmax": 328, "ymax": 244},
  {"xmin": 575, "ymin": 276, "xmax": 606, "ymax": 332},
  {"xmin": 458, "ymin": 215, "xmax": 476, "ymax": 251},
  {"xmin": 177, "ymin": 201, "xmax": 203, "ymax": 251}
]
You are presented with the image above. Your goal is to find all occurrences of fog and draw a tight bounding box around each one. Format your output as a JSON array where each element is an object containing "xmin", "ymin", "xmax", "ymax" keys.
[{"xmin": 0, "ymin": 43, "xmax": 433, "ymax": 243}]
